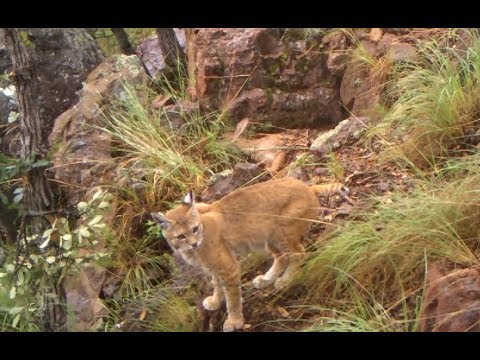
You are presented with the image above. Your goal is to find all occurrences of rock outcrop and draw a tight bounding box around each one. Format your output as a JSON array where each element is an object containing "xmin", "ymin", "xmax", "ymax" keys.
[
  {"xmin": 419, "ymin": 262, "xmax": 480, "ymax": 332},
  {"xmin": 310, "ymin": 116, "xmax": 369, "ymax": 155},
  {"xmin": 49, "ymin": 55, "xmax": 147, "ymax": 206},
  {"xmin": 188, "ymin": 28, "xmax": 346, "ymax": 128},
  {"xmin": 339, "ymin": 28, "xmax": 417, "ymax": 116}
]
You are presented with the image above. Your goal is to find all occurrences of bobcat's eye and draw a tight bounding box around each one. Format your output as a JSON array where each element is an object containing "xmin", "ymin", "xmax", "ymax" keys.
[
  {"xmin": 176, "ymin": 234, "xmax": 186, "ymax": 241},
  {"xmin": 192, "ymin": 226, "xmax": 199, "ymax": 234}
]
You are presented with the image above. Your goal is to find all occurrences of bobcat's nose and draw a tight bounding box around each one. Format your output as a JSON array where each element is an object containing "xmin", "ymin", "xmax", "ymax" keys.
[{"xmin": 191, "ymin": 242, "xmax": 198, "ymax": 249}]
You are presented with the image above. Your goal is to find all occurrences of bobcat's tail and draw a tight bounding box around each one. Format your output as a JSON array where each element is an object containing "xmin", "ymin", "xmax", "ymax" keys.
[{"xmin": 310, "ymin": 182, "xmax": 349, "ymax": 197}]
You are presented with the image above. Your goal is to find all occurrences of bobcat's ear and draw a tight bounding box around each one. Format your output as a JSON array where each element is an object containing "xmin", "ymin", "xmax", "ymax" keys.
[
  {"xmin": 183, "ymin": 190, "xmax": 195, "ymax": 206},
  {"xmin": 151, "ymin": 212, "xmax": 171, "ymax": 229}
]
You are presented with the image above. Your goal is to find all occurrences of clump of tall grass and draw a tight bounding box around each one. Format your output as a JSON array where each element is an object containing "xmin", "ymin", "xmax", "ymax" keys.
[
  {"xmin": 101, "ymin": 81, "xmax": 242, "ymax": 210},
  {"xmin": 301, "ymin": 282, "xmax": 423, "ymax": 332},
  {"xmin": 296, "ymin": 153, "xmax": 480, "ymax": 317},
  {"xmin": 368, "ymin": 29, "xmax": 480, "ymax": 168}
]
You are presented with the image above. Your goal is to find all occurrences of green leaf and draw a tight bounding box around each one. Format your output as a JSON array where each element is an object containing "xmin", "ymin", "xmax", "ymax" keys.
[
  {"xmin": 12, "ymin": 313, "xmax": 21, "ymax": 328},
  {"xmin": 19, "ymin": 30, "xmax": 34, "ymax": 47},
  {"xmin": 43, "ymin": 228, "xmax": 54, "ymax": 238},
  {"xmin": 16, "ymin": 270, "xmax": 24, "ymax": 286},
  {"xmin": 13, "ymin": 193, "xmax": 23, "ymax": 203},
  {"xmin": 88, "ymin": 215, "xmax": 103, "ymax": 227},
  {"xmin": 8, "ymin": 112, "xmax": 19, "ymax": 124},
  {"xmin": 38, "ymin": 237, "xmax": 50, "ymax": 249},
  {"xmin": 0, "ymin": 273, "xmax": 7, "ymax": 278},
  {"xmin": 31, "ymin": 159, "xmax": 50, "ymax": 168},
  {"xmin": 60, "ymin": 233, "xmax": 70, "ymax": 249},
  {"xmin": 77, "ymin": 202, "xmax": 88, "ymax": 211},
  {"xmin": 62, "ymin": 238, "xmax": 72, "ymax": 250},
  {"xmin": 45, "ymin": 256, "xmax": 56, "ymax": 264},
  {"xmin": 8, "ymin": 306, "xmax": 24, "ymax": 316},
  {"xmin": 5, "ymin": 264, "xmax": 14, "ymax": 273},
  {"xmin": 92, "ymin": 223, "xmax": 106, "ymax": 229},
  {"xmin": 98, "ymin": 201, "xmax": 109, "ymax": 209},
  {"xmin": 91, "ymin": 189, "xmax": 103, "ymax": 202},
  {"xmin": 62, "ymin": 234, "xmax": 72, "ymax": 241},
  {"xmin": 0, "ymin": 192, "xmax": 9, "ymax": 205},
  {"xmin": 9, "ymin": 286, "xmax": 16, "ymax": 299},
  {"xmin": 79, "ymin": 227, "xmax": 91, "ymax": 238}
]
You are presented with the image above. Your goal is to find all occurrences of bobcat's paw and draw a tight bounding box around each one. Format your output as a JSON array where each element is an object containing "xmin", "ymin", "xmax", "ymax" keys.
[
  {"xmin": 253, "ymin": 275, "xmax": 273, "ymax": 289},
  {"xmin": 203, "ymin": 296, "xmax": 222, "ymax": 311},
  {"xmin": 223, "ymin": 316, "xmax": 245, "ymax": 332}
]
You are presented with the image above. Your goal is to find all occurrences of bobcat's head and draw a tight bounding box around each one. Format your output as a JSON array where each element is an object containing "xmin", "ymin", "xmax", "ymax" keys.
[{"xmin": 151, "ymin": 191, "xmax": 204, "ymax": 253}]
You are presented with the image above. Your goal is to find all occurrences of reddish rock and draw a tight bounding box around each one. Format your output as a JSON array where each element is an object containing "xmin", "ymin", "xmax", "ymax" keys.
[
  {"xmin": 387, "ymin": 43, "xmax": 417, "ymax": 62},
  {"xmin": 419, "ymin": 262, "xmax": 480, "ymax": 332},
  {"xmin": 322, "ymin": 31, "xmax": 350, "ymax": 77},
  {"xmin": 187, "ymin": 28, "xmax": 345, "ymax": 128},
  {"xmin": 340, "ymin": 61, "xmax": 385, "ymax": 116},
  {"xmin": 382, "ymin": 28, "xmax": 410, "ymax": 35},
  {"xmin": 49, "ymin": 55, "xmax": 147, "ymax": 206},
  {"xmin": 310, "ymin": 116, "xmax": 369, "ymax": 154},
  {"xmin": 161, "ymin": 99, "xmax": 200, "ymax": 130},
  {"xmin": 64, "ymin": 264, "xmax": 106, "ymax": 331},
  {"xmin": 378, "ymin": 33, "xmax": 400, "ymax": 52}
]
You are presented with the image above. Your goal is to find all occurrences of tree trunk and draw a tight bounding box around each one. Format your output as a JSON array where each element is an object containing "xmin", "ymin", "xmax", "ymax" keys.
[
  {"xmin": 6, "ymin": 29, "xmax": 103, "ymax": 145},
  {"xmin": 156, "ymin": 28, "xmax": 187, "ymax": 89},
  {"xmin": 2, "ymin": 28, "xmax": 66, "ymax": 332},
  {"xmin": 111, "ymin": 28, "xmax": 135, "ymax": 55}
]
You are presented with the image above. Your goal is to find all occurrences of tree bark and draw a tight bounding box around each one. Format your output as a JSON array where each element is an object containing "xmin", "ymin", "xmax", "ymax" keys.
[
  {"xmin": 184, "ymin": 28, "xmax": 198, "ymax": 101},
  {"xmin": 2, "ymin": 28, "xmax": 66, "ymax": 332},
  {"xmin": 156, "ymin": 28, "xmax": 187, "ymax": 88},
  {"xmin": 111, "ymin": 28, "xmax": 135, "ymax": 55}
]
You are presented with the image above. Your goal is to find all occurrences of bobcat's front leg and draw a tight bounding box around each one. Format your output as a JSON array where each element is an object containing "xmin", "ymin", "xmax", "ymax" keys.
[
  {"xmin": 203, "ymin": 276, "xmax": 225, "ymax": 311},
  {"xmin": 222, "ymin": 282, "xmax": 244, "ymax": 332}
]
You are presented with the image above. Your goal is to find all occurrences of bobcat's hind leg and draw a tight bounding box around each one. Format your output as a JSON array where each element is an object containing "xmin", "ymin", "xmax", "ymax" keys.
[
  {"xmin": 274, "ymin": 243, "xmax": 306, "ymax": 290},
  {"xmin": 203, "ymin": 276, "xmax": 225, "ymax": 311},
  {"xmin": 253, "ymin": 245, "xmax": 289, "ymax": 289}
]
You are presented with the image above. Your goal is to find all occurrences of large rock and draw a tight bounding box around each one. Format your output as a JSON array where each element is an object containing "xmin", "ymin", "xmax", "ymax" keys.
[
  {"xmin": 188, "ymin": 28, "xmax": 345, "ymax": 128},
  {"xmin": 339, "ymin": 60, "xmax": 385, "ymax": 116},
  {"xmin": 310, "ymin": 116, "xmax": 369, "ymax": 155},
  {"xmin": 323, "ymin": 30, "xmax": 350, "ymax": 77},
  {"xmin": 419, "ymin": 262, "xmax": 480, "ymax": 332},
  {"xmin": 64, "ymin": 264, "xmax": 106, "ymax": 331},
  {"xmin": 49, "ymin": 55, "xmax": 147, "ymax": 206},
  {"xmin": 339, "ymin": 31, "xmax": 417, "ymax": 116}
]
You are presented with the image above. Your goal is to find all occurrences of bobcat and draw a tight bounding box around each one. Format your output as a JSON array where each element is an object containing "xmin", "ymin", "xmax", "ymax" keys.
[{"xmin": 151, "ymin": 178, "xmax": 348, "ymax": 332}]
